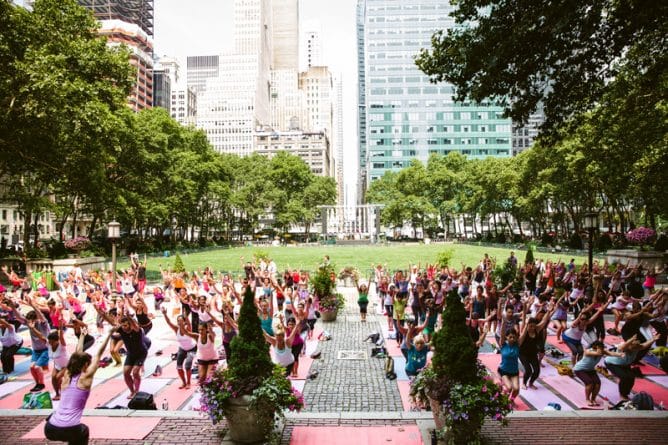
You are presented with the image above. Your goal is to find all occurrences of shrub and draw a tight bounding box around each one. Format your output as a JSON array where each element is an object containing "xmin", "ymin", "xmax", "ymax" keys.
[
  {"xmin": 431, "ymin": 290, "xmax": 478, "ymax": 385},
  {"xmin": 172, "ymin": 253, "xmax": 186, "ymax": 273},
  {"xmin": 435, "ymin": 249, "xmax": 454, "ymax": 268},
  {"xmin": 524, "ymin": 246, "xmax": 534, "ymax": 266},
  {"xmin": 596, "ymin": 233, "xmax": 613, "ymax": 251},
  {"xmin": 626, "ymin": 227, "xmax": 657, "ymax": 246},
  {"xmin": 63, "ymin": 236, "xmax": 91, "ymax": 252},
  {"xmin": 655, "ymin": 234, "xmax": 668, "ymax": 252},
  {"xmin": 253, "ymin": 249, "xmax": 270, "ymax": 263}
]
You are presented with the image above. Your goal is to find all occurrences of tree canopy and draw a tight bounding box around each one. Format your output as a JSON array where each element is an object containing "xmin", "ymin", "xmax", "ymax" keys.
[{"xmin": 415, "ymin": 0, "xmax": 667, "ymax": 133}]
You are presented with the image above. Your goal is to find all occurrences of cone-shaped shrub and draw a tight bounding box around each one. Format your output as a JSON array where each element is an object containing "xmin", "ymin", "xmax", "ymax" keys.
[
  {"xmin": 431, "ymin": 289, "xmax": 478, "ymax": 385},
  {"xmin": 524, "ymin": 247, "xmax": 534, "ymax": 266},
  {"xmin": 227, "ymin": 285, "xmax": 273, "ymax": 382},
  {"xmin": 172, "ymin": 253, "xmax": 186, "ymax": 273}
]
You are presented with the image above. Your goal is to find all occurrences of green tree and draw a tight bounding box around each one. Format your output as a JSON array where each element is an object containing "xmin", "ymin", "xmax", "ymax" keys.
[{"xmin": 415, "ymin": 0, "xmax": 667, "ymax": 132}]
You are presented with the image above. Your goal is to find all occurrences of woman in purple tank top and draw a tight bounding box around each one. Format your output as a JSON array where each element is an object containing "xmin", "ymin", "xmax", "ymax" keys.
[{"xmin": 45, "ymin": 328, "xmax": 111, "ymax": 445}]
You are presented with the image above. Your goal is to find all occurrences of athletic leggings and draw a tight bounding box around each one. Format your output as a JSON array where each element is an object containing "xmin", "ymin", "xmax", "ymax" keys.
[
  {"xmin": 519, "ymin": 353, "xmax": 540, "ymax": 385},
  {"xmin": 606, "ymin": 363, "xmax": 635, "ymax": 399}
]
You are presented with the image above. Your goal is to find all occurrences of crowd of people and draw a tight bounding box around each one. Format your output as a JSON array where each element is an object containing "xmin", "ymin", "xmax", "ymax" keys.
[
  {"xmin": 0, "ymin": 251, "xmax": 666, "ymax": 444},
  {"xmin": 359, "ymin": 254, "xmax": 666, "ymax": 406}
]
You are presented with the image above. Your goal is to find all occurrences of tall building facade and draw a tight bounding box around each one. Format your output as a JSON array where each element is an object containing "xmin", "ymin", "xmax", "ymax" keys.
[
  {"xmin": 301, "ymin": 20, "xmax": 324, "ymax": 70},
  {"xmin": 333, "ymin": 74, "xmax": 344, "ymax": 205},
  {"xmin": 358, "ymin": 0, "xmax": 512, "ymax": 184},
  {"xmin": 152, "ymin": 67, "xmax": 170, "ymax": 111},
  {"xmin": 356, "ymin": 0, "xmax": 368, "ymax": 180},
  {"xmin": 512, "ymin": 104, "xmax": 545, "ymax": 155},
  {"xmin": 272, "ymin": 0, "xmax": 299, "ymax": 70},
  {"xmin": 196, "ymin": 0, "xmax": 272, "ymax": 155},
  {"xmin": 79, "ymin": 1, "xmax": 154, "ymax": 111},
  {"xmin": 186, "ymin": 55, "xmax": 219, "ymax": 96}
]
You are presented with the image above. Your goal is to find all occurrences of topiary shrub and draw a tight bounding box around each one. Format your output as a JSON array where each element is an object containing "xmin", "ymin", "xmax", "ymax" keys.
[
  {"xmin": 172, "ymin": 253, "xmax": 186, "ymax": 273},
  {"xmin": 524, "ymin": 246, "xmax": 534, "ymax": 266},
  {"xmin": 431, "ymin": 290, "xmax": 479, "ymax": 386},
  {"xmin": 435, "ymin": 249, "xmax": 454, "ymax": 268},
  {"xmin": 227, "ymin": 285, "xmax": 274, "ymax": 382}
]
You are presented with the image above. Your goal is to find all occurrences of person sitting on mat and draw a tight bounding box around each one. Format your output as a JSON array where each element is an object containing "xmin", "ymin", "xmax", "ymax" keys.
[{"xmin": 44, "ymin": 328, "xmax": 111, "ymax": 445}]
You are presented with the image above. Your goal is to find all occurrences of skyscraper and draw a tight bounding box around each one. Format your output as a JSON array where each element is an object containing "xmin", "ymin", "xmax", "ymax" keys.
[
  {"xmin": 78, "ymin": 0, "xmax": 155, "ymax": 111},
  {"xmin": 186, "ymin": 55, "xmax": 220, "ymax": 96},
  {"xmin": 301, "ymin": 20, "xmax": 324, "ymax": 70},
  {"xmin": 358, "ymin": 0, "xmax": 512, "ymax": 184},
  {"xmin": 333, "ymin": 74, "xmax": 344, "ymax": 204},
  {"xmin": 272, "ymin": 0, "xmax": 299, "ymax": 70}
]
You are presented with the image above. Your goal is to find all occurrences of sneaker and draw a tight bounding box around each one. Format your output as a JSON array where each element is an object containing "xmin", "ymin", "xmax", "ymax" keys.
[{"xmin": 30, "ymin": 383, "xmax": 45, "ymax": 392}]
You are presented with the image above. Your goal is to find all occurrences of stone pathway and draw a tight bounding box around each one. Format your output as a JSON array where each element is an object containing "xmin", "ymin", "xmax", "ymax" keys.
[{"xmin": 302, "ymin": 287, "xmax": 404, "ymax": 412}]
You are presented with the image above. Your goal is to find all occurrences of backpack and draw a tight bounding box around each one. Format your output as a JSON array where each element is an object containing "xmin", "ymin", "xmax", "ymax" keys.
[
  {"xmin": 631, "ymin": 392, "xmax": 654, "ymax": 410},
  {"xmin": 385, "ymin": 356, "xmax": 397, "ymax": 380},
  {"xmin": 127, "ymin": 391, "xmax": 157, "ymax": 410}
]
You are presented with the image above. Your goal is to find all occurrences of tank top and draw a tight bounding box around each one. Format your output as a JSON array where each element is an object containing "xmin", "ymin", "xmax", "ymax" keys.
[
  {"xmin": 136, "ymin": 311, "xmax": 151, "ymax": 326},
  {"xmin": 286, "ymin": 326, "xmax": 303, "ymax": 346},
  {"xmin": 573, "ymin": 352, "xmax": 603, "ymax": 372},
  {"xmin": 197, "ymin": 335, "xmax": 218, "ymax": 361},
  {"xmin": 176, "ymin": 330, "xmax": 197, "ymax": 351},
  {"xmin": 273, "ymin": 345, "xmax": 295, "ymax": 367},
  {"xmin": 49, "ymin": 342, "xmax": 69, "ymax": 370},
  {"xmin": 260, "ymin": 315, "xmax": 274, "ymax": 335},
  {"xmin": 49, "ymin": 375, "xmax": 89, "ymax": 428},
  {"xmin": 519, "ymin": 333, "xmax": 540, "ymax": 356}
]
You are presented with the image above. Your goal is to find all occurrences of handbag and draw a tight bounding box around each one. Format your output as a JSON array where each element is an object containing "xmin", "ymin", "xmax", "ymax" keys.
[{"xmin": 22, "ymin": 391, "xmax": 52, "ymax": 409}]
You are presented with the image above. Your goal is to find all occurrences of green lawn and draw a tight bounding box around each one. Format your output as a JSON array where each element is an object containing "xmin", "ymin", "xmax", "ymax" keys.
[{"xmin": 119, "ymin": 243, "xmax": 589, "ymax": 281}]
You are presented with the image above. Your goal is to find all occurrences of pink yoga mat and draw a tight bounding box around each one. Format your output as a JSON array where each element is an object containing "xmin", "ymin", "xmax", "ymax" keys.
[
  {"xmin": 542, "ymin": 376, "xmax": 598, "ymax": 408},
  {"xmin": 152, "ymin": 379, "xmax": 197, "ymax": 410},
  {"xmin": 632, "ymin": 379, "xmax": 668, "ymax": 406},
  {"xmin": 520, "ymin": 381, "xmax": 572, "ymax": 411},
  {"xmin": 290, "ymin": 426, "xmax": 422, "ymax": 445},
  {"xmin": 396, "ymin": 380, "xmax": 413, "ymax": 411},
  {"xmin": 23, "ymin": 416, "xmax": 160, "ymax": 440},
  {"xmin": 86, "ymin": 378, "xmax": 130, "ymax": 408}
]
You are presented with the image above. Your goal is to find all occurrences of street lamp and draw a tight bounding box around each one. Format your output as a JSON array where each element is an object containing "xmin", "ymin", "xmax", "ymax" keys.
[
  {"xmin": 583, "ymin": 212, "xmax": 598, "ymax": 276},
  {"xmin": 107, "ymin": 221, "xmax": 120, "ymax": 294}
]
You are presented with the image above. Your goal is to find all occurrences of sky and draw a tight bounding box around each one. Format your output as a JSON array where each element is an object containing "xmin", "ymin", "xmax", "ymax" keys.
[{"xmin": 153, "ymin": 0, "xmax": 360, "ymax": 202}]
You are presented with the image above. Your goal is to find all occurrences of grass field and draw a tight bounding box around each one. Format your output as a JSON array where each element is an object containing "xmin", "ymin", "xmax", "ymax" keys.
[{"xmin": 119, "ymin": 243, "xmax": 589, "ymax": 280}]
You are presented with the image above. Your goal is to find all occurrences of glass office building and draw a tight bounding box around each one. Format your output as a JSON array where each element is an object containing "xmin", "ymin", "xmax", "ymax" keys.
[{"xmin": 358, "ymin": 0, "xmax": 512, "ymax": 184}]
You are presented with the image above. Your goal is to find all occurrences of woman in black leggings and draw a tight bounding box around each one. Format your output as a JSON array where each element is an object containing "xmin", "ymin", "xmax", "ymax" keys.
[{"xmin": 519, "ymin": 296, "xmax": 559, "ymax": 389}]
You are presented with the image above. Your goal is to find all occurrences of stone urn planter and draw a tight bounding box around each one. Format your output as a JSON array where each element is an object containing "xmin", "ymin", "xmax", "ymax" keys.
[
  {"xmin": 428, "ymin": 397, "xmax": 445, "ymax": 430},
  {"xmin": 224, "ymin": 396, "xmax": 274, "ymax": 443},
  {"xmin": 320, "ymin": 309, "xmax": 338, "ymax": 322}
]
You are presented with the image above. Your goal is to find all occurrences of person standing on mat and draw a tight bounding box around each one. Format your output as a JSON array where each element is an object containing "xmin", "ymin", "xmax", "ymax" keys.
[
  {"xmin": 45, "ymin": 328, "xmax": 111, "ymax": 445},
  {"xmin": 161, "ymin": 307, "xmax": 196, "ymax": 389},
  {"xmin": 498, "ymin": 320, "xmax": 521, "ymax": 404},
  {"xmin": 0, "ymin": 315, "xmax": 23, "ymax": 374},
  {"xmin": 573, "ymin": 341, "xmax": 623, "ymax": 406},
  {"xmin": 94, "ymin": 307, "xmax": 149, "ymax": 399},
  {"xmin": 13, "ymin": 299, "xmax": 51, "ymax": 392},
  {"xmin": 519, "ymin": 294, "xmax": 561, "ymax": 390}
]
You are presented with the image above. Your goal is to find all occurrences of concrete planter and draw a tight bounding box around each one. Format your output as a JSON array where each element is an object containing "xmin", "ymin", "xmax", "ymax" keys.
[
  {"xmin": 607, "ymin": 249, "xmax": 667, "ymax": 283},
  {"xmin": 224, "ymin": 395, "xmax": 274, "ymax": 443},
  {"xmin": 320, "ymin": 310, "xmax": 338, "ymax": 322}
]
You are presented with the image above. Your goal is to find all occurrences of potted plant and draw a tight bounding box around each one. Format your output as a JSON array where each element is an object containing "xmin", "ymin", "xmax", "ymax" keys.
[
  {"xmin": 338, "ymin": 266, "xmax": 360, "ymax": 287},
  {"xmin": 410, "ymin": 289, "xmax": 512, "ymax": 444},
  {"xmin": 63, "ymin": 236, "xmax": 91, "ymax": 257},
  {"xmin": 200, "ymin": 284, "xmax": 304, "ymax": 443},
  {"xmin": 625, "ymin": 227, "xmax": 657, "ymax": 251},
  {"xmin": 311, "ymin": 263, "xmax": 345, "ymax": 321}
]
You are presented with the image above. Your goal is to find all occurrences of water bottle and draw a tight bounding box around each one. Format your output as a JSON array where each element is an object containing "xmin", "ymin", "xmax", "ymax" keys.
[
  {"xmin": 161, "ymin": 398, "xmax": 169, "ymax": 410},
  {"xmin": 547, "ymin": 402, "xmax": 561, "ymax": 411}
]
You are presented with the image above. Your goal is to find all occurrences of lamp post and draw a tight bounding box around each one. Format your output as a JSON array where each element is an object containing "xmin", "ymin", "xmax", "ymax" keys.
[
  {"xmin": 107, "ymin": 221, "xmax": 120, "ymax": 294},
  {"xmin": 583, "ymin": 212, "xmax": 598, "ymax": 299}
]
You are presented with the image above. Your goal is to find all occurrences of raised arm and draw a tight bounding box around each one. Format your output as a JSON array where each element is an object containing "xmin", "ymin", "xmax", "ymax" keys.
[
  {"xmin": 82, "ymin": 331, "xmax": 112, "ymax": 380},
  {"xmin": 160, "ymin": 307, "xmax": 179, "ymax": 333}
]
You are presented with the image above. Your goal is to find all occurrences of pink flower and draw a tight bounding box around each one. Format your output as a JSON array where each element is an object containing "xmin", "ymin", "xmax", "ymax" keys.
[{"xmin": 481, "ymin": 385, "xmax": 487, "ymax": 393}]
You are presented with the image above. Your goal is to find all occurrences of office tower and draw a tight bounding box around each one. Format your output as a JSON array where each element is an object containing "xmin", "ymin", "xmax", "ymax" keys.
[
  {"xmin": 333, "ymin": 74, "xmax": 344, "ymax": 205},
  {"xmin": 358, "ymin": 0, "xmax": 512, "ymax": 184},
  {"xmin": 170, "ymin": 87, "xmax": 197, "ymax": 126},
  {"xmin": 152, "ymin": 65, "xmax": 171, "ymax": 111},
  {"xmin": 356, "ymin": 0, "xmax": 367, "ymax": 179},
  {"xmin": 186, "ymin": 55, "xmax": 220, "ymax": 96},
  {"xmin": 299, "ymin": 66, "xmax": 333, "ymax": 136},
  {"xmin": 512, "ymin": 104, "xmax": 545, "ymax": 155},
  {"xmin": 79, "ymin": 1, "xmax": 155, "ymax": 111},
  {"xmin": 196, "ymin": 0, "xmax": 272, "ymax": 155},
  {"xmin": 254, "ymin": 130, "xmax": 331, "ymax": 177},
  {"xmin": 301, "ymin": 20, "xmax": 324, "ymax": 70},
  {"xmin": 270, "ymin": 70, "xmax": 306, "ymax": 132},
  {"xmin": 272, "ymin": 0, "xmax": 299, "ymax": 70}
]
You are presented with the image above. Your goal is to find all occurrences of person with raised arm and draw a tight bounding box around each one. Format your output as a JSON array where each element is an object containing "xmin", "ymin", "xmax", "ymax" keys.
[
  {"xmin": 604, "ymin": 333, "xmax": 660, "ymax": 402},
  {"xmin": 263, "ymin": 312, "xmax": 301, "ymax": 377},
  {"xmin": 44, "ymin": 328, "xmax": 112, "ymax": 445},
  {"xmin": 573, "ymin": 341, "xmax": 623, "ymax": 406},
  {"xmin": 13, "ymin": 296, "xmax": 51, "ymax": 392},
  {"xmin": 562, "ymin": 297, "xmax": 611, "ymax": 365},
  {"xmin": 161, "ymin": 306, "xmax": 197, "ymax": 389}
]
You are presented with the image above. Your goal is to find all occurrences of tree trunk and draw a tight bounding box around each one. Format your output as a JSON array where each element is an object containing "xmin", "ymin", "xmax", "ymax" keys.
[
  {"xmin": 88, "ymin": 215, "xmax": 98, "ymax": 238},
  {"xmin": 22, "ymin": 209, "xmax": 32, "ymax": 251}
]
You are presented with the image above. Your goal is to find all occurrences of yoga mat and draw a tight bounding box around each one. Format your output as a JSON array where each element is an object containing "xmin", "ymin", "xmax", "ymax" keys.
[
  {"xmin": 290, "ymin": 426, "xmax": 423, "ymax": 445},
  {"xmin": 182, "ymin": 391, "xmax": 203, "ymax": 411},
  {"xmin": 0, "ymin": 385, "xmax": 37, "ymax": 409},
  {"xmin": 647, "ymin": 375, "xmax": 668, "ymax": 388},
  {"xmin": 385, "ymin": 340, "xmax": 403, "ymax": 358},
  {"xmin": 293, "ymin": 355, "xmax": 314, "ymax": 380},
  {"xmin": 520, "ymin": 381, "xmax": 572, "ymax": 411},
  {"xmin": 542, "ymin": 376, "xmax": 594, "ymax": 408},
  {"xmin": 634, "ymin": 362, "xmax": 664, "ymax": 376},
  {"xmin": 92, "ymin": 361, "xmax": 125, "ymax": 380},
  {"xmin": 291, "ymin": 379, "xmax": 305, "ymax": 394},
  {"xmin": 143, "ymin": 354, "xmax": 173, "ymax": 378},
  {"xmin": 396, "ymin": 380, "xmax": 413, "ymax": 411},
  {"xmin": 477, "ymin": 353, "xmax": 501, "ymax": 374},
  {"xmin": 23, "ymin": 416, "xmax": 161, "ymax": 440},
  {"xmin": 545, "ymin": 336, "xmax": 572, "ymax": 355},
  {"xmin": 87, "ymin": 378, "xmax": 130, "ymax": 409},
  {"xmin": 8, "ymin": 359, "xmax": 32, "ymax": 377},
  {"xmin": 103, "ymin": 377, "xmax": 171, "ymax": 408},
  {"xmin": 632, "ymin": 379, "xmax": 668, "ymax": 407},
  {"xmin": 152, "ymin": 379, "xmax": 196, "ymax": 411},
  {"xmin": 392, "ymin": 356, "xmax": 409, "ymax": 381},
  {"xmin": 0, "ymin": 380, "xmax": 31, "ymax": 398}
]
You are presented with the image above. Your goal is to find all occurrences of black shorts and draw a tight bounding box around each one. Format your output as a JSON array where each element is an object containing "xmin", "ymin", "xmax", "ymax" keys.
[
  {"xmin": 497, "ymin": 367, "xmax": 519, "ymax": 377},
  {"xmin": 358, "ymin": 301, "xmax": 369, "ymax": 313},
  {"xmin": 197, "ymin": 359, "xmax": 218, "ymax": 366},
  {"xmin": 385, "ymin": 305, "xmax": 394, "ymax": 317},
  {"xmin": 574, "ymin": 369, "xmax": 600, "ymax": 386},
  {"xmin": 307, "ymin": 319, "xmax": 316, "ymax": 330},
  {"xmin": 124, "ymin": 350, "xmax": 148, "ymax": 367}
]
